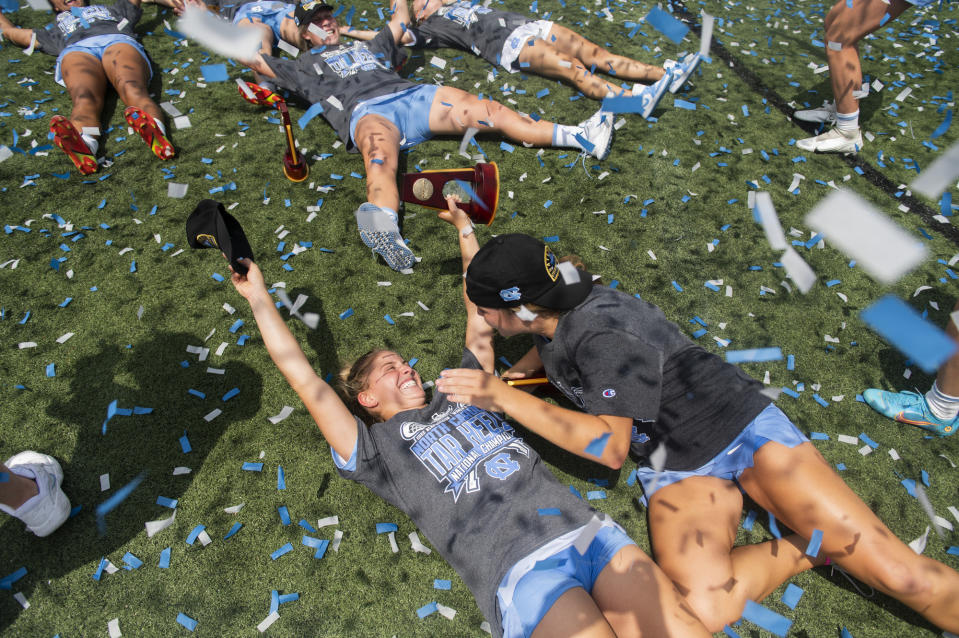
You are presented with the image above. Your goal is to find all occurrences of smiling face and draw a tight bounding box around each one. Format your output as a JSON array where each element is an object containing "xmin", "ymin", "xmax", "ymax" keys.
[
  {"xmin": 357, "ymin": 351, "xmax": 427, "ymax": 419},
  {"xmin": 302, "ymin": 9, "xmax": 340, "ymax": 47},
  {"xmin": 51, "ymin": 0, "xmax": 85, "ymax": 11}
]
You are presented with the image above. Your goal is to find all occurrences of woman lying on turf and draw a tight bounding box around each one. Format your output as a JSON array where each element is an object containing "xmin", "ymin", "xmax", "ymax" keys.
[
  {"xmin": 238, "ymin": 0, "xmax": 613, "ymax": 272},
  {"xmin": 340, "ymin": 0, "xmax": 698, "ymax": 116},
  {"xmin": 0, "ymin": 0, "xmax": 177, "ymax": 174},
  {"xmin": 228, "ymin": 198, "xmax": 711, "ymax": 638},
  {"xmin": 433, "ymin": 233, "xmax": 959, "ymax": 634}
]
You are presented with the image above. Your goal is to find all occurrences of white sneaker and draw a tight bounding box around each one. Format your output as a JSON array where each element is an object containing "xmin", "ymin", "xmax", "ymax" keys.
[
  {"xmin": 663, "ymin": 52, "xmax": 701, "ymax": 93},
  {"xmin": 632, "ymin": 70, "xmax": 673, "ymax": 120},
  {"xmin": 794, "ymin": 101, "xmax": 837, "ymax": 124},
  {"xmin": 355, "ymin": 203, "xmax": 416, "ymax": 271},
  {"xmin": 796, "ymin": 127, "xmax": 862, "ymax": 154},
  {"xmin": 576, "ymin": 109, "xmax": 614, "ymax": 160},
  {"xmin": 2, "ymin": 451, "xmax": 70, "ymax": 537}
]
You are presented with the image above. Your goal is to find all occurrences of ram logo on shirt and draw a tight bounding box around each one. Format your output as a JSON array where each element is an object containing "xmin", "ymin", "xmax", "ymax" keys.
[
  {"xmin": 322, "ymin": 42, "xmax": 388, "ymax": 78},
  {"xmin": 401, "ymin": 404, "xmax": 530, "ymax": 502},
  {"xmin": 57, "ymin": 6, "xmax": 117, "ymax": 36}
]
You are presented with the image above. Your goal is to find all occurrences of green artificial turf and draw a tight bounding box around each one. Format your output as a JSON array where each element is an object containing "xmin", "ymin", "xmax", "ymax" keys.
[{"xmin": 0, "ymin": 0, "xmax": 957, "ymax": 635}]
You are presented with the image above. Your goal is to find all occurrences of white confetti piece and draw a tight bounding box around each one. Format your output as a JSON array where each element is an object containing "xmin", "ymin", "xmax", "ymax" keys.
[
  {"xmin": 224, "ymin": 503, "xmax": 245, "ymax": 514},
  {"xmin": 173, "ymin": 467, "xmax": 192, "ymax": 475},
  {"xmin": 430, "ymin": 55, "xmax": 447, "ymax": 69},
  {"xmin": 167, "ymin": 182, "xmax": 189, "ymax": 199},
  {"xmin": 888, "ymin": 448, "xmax": 900, "ymax": 461},
  {"xmin": 573, "ymin": 515, "xmax": 604, "ymax": 555},
  {"xmin": 326, "ymin": 95, "xmax": 343, "ymax": 110},
  {"xmin": 173, "ymin": 115, "xmax": 192, "ymax": 129},
  {"xmin": 805, "ymin": 189, "xmax": 927, "ymax": 284},
  {"xmin": 176, "ymin": 4, "xmax": 261, "ymax": 60},
  {"xmin": 948, "ymin": 506, "xmax": 959, "ymax": 525},
  {"xmin": 858, "ymin": 445, "xmax": 873, "ymax": 456},
  {"xmin": 437, "ymin": 603, "xmax": 456, "ymax": 619},
  {"xmin": 204, "ymin": 409, "xmax": 222, "ymax": 421},
  {"xmin": 223, "ymin": 303, "xmax": 236, "ymax": 314},
  {"xmin": 780, "ymin": 246, "xmax": 816, "ymax": 293},
  {"xmin": 838, "ymin": 434, "xmax": 859, "ymax": 445},
  {"xmin": 215, "ymin": 342, "xmax": 228, "ymax": 356},
  {"xmin": 197, "ymin": 530, "xmax": 213, "ymax": 546},
  {"xmin": 206, "ymin": 367, "xmax": 224, "ymax": 374},
  {"xmin": 277, "ymin": 39, "xmax": 299, "ymax": 56},
  {"xmin": 257, "ymin": 611, "xmax": 280, "ymax": 633},
  {"xmin": 911, "ymin": 142, "xmax": 959, "ymax": 199},
  {"xmin": 317, "ymin": 515, "xmax": 339, "ymax": 528},
  {"xmin": 332, "ymin": 529, "xmax": 343, "ymax": 552},
  {"xmin": 387, "ymin": 531, "xmax": 399, "ymax": 553},
  {"xmin": 100, "ymin": 474, "xmax": 110, "ymax": 491},
  {"xmin": 308, "ymin": 23, "xmax": 329, "ymax": 38},
  {"xmin": 754, "ymin": 192, "xmax": 787, "ymax": 250},
  {"xmin": 787, "ymin": 173, "xmax": 805, "ymax": 192},
  {"xmin": 409, "ymin": 531, "xmax": 432, "ymax": 554},
  {"xmin": 13, "ymin": 592, "xmax": 28, "ymax": 609},
  {"xmin": 908, "ymin": 525, "xmax": 930, "ymax": 554},
  {"xmin": 417, "ymin": 301, "xmax": 430, "ymax": 311},
  {"xmin": 18, "ymin": 342, "xmax": 37, "ymax": 349},
  {"xmin": 268, "ymin": 406, "xmax": 295, "ymax": 424},
  {"xmin": 108, "ymin": 618, "xmax": 122, "ymax": 638},
  {"xmin": 145, "ymin": 511, "xmax": 176, "ymax": 537}
]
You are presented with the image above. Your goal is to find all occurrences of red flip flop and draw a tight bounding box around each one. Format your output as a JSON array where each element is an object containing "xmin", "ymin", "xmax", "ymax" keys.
[
  {"xmin": 124, "ymin": 106, "xmax": 175, "ymax": 160},
  {"xmin": 50, "ymin": 115, "xmax": 98, "ymax": 175}
]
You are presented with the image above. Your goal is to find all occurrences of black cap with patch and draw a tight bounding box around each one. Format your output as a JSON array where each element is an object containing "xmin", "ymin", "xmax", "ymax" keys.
[
  {"xmin": 465, "ymin": 234, "xmax": 593, "ymax": 310},
  {"xmin": 294, "ymin": 0, "xmax": 334, "ymax": 27},
  {"xmin": 186, "ymin": 199, "xmax": 254, "ymax": 275}
]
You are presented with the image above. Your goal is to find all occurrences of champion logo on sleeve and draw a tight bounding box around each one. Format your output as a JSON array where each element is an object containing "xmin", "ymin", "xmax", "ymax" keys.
[{"xmin": 602, "ymin": 388, "xmax": 616, "ymax": 398}]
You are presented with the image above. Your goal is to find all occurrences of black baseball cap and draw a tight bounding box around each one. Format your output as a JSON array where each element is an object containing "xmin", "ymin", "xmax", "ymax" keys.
[
  {"xmin": 294, "ymin": 0, "xmax": 334, "ymax": 27},
  {"xmin": 465, "ymin": 234, "xmax": 594, "ymax": 310},
  {"xmin": 186, "ymin": 200, "xmax": 254, "ymax": 275}
]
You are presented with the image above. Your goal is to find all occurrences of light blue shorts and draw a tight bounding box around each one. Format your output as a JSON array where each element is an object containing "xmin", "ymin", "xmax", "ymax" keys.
[
  {"xmin": 497, "ymin": 518, "xmax": 635, "ymax": 638},
  {"xmin": 636, "ymin": 404, "xmax": 808, "ymax": 499},
  {"xmin": 349, "ymin": 84, "xmax": 438, "ymax": 150},
  {"xmin": 232, "ymin": 0, "xmax": 292, "ymax": 41},
  {"xmin": 55, "ymin": 34, "xmax": 150, "ymax": 86}
]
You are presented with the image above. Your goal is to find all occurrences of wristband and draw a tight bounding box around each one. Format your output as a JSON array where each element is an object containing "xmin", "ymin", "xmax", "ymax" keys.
[{"xmin": 461, "ymin": 225, "xmax": 475, "ymax": 238}]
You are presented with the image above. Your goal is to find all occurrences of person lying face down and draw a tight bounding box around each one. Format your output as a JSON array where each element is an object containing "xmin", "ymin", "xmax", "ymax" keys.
[
  {"xmin": 239, "ymin": 0, "xmax": 615, "ymax": 273},
  {"xmin": 227, "ymin": 197, "xmax": 711, "ymax": 638}
]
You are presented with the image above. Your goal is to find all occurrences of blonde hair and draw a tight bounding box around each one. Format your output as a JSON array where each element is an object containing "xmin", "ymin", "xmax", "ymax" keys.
[{"xmin": 337, "ymin": 349, "xmax": 390, "ymax": 422}]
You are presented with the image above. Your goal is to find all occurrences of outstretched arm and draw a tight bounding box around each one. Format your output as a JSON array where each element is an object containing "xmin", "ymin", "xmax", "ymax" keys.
[
  {"xmin": 437, "ymin": 196, "xmax": 494, "ymax": 373},
  {"xmin": 230, "ymin": 258, "xmax": 357, "ymax": 459},
  {"xmin": 0, "ymin": 14, "xmax": 36, "ymax": 48}
]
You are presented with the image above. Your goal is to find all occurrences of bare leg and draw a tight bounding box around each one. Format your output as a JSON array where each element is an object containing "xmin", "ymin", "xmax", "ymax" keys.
[
  {"xmin": 739, "ymin": 441, "xmax": 959, "ymax": 632},
  {"xmin": 101, "ymin": 43, "xmax": 165, "ymax": 125},
  {"xmin": 649, "ymin": 476, "xmax": 821, "ymax": 632},
  {"xmin": 518, "ymin": 39, "xmax": 626, "ymax": 100},
  {"xmin": 238, "ymin": 19, "xmax": 277, "ymax": 86},
  {"xmin": 824, "ymin": 0, "xmax": 909, "ymax": 114},
  {"xmin": 0, "ymin": 462, "xmax": 38, "ymax": 510},
  {"xmin": 429, "ymin": 86, "xmax": 556, "ymax": 146},
  {"xmin": 530, "ymin": 587, "xmax": 617, "ymax": 638},
  {"xmin": 60, "ymin": 51, "xmax": 107, "ymax": 132},
  {"xmin": 591, "ymin": 544, "xmax": 711, "ymax": 638},
  {"xmin": 936, "ymin": 298, "xmax": 959, "ymax": 395},
  {"xmin": 353, "ymin": 114, "xmax": 402, "ymax": 212},
  {"xmin": 546, "ymin": 25, "xmax": 664, "ymax": 83}
]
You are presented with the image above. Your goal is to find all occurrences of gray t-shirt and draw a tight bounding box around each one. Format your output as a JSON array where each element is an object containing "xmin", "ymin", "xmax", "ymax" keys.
[
  {"xmin": 335, "ymin": 349, "xmax": 596, "ymax": 637},
  {"xmin": 536, "ymin": 286, "xmax": 772, "ymax": 472},
  {"xmin": 34, "ymin": 0, "xmax": 142, "ymax": 55},
  {"xmin": 262, "ymin": 27, "xmax": 417, "ymax": 150},
  {"xmin": 409, "ymin": 1, "xmax": 532, "ymax": 68}
]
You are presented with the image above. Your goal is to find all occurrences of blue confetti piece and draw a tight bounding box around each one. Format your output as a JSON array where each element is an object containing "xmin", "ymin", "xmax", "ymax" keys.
[
  {"xmin": 222, "ymin": 387, "xmax": 240, "ymax": 401},
  {"xmin": 200, "ymin": 63, "xmax": 228, "ymax": 82},
  {"xmin": 741, "ymin": 104, "xmax": 750, "ymax": 117},
  {"xmin": 229, "ymin": 319, "xmax": 244, "ymax": 333},
  {"xmin": 902, "ymin": 478, "xmax": 917, "ymax": 498},
  {"xmin": 781, "ymin": 387, "xmax": 799, "ymax": 399},
  {"xmin": 810, "ymin": 432, "xmax": 830, "ymax": 440},
  {"xmin": 805, "ymin": 529, "xmax": 823, "ymax": 557},
  {"xmin": 0, "ymin": 567, "xmax": 26, "ymax": 589},
  {"xmin": 586, "ymin": 490, "xmax": 606, "ymax": 500},
  {"xmin": 59, "ymin": 297, "xmax": 72, "ymax": 308},
  {"xmin": 417, "ymin": 602, "xmax": 438, "ymax": 619},
  {"xmin": 921, "ymin": 469, "xmax": 930, "ymax": 487},
  {"xmin": 787, "ymin": 354, "xmax": 795, "ymax": 370},
  {"xmin": 271, "ymin": 543, "xmax": 294, "ymax": 560},
  {"xmin": 339, "ymin": 308, "xmax": 354, "ymax": 320},
  {"xmin": 188, "ymin": 389, "xmax": 205, "ymax": 399},
  {"xmin": 812, "ymin": 394, "xmax": 829, "ymax": 408},
  {"xmin": 723, "ymin": 626, "xmax": 741, "ymax": 638},
  {"xmin": 601, "ymin": 95, "xmax": 651, "ymax": 113},
  {"xmin": 836, "ymin": 462, "xmax": 846, "ymax": 471},
  {"xmin": 781, "ymin": 583, "xmax": 804, "ymax": 609},
  {"xmin": 122, "ymin": 552, "xmax": 143, "ymax": 569},
  {"xmin": 384, "ymin": 314, "xmax": 395, "ymax": 325},
  {"xmin": 157, "ymin": 496, "xmax": 178, "ymax": 509},
  {"xmin": 673, "ymin": 98, "xmax": 697, "ymax": 110},
  {"xmin": 741, "ymin": 600, "xmax": 792, "ymax": 637},
  {"xmin": 298, "ymin": 102, "xmax": 325, "ymax": 130},
  {"xmin": 671, "ymin": 281, "xmax": 684, "ymax": 292},
  {"xmin": 242, "ymin": 462, "xmax": 264, "ymax": 472},
  {"xmin": 859, "ymin": 433, "xmax": 879, "ymax": 449},
  {"xmin": 278, "ymin": 506, "xmax": 291, "ymax": 525},
  {"xmin": 159, "ymin": 547, "xmax": 171, "ymax": 568},
  {"xmin": 726, "ymin": 347, "xmax": 783, "ymax": 363},
  {"xmin": 45, "ymin": 363, "xmax": 55, "ymax": 377},
  {"xmin": 946, "ymin": 546, "xmax": 959, "ymax": 556},
  {"xmin": 180, "ymin": 432, "xmax": 192, "ymax": 453},
  {"xmin": 96, "ymin": 471, "xmax": 146, "ymax": 534},
  {"xmin": 929, "ymin": 109, "xmax": 952, "ymax": 140},
  {"xmin": 538, "ymin": 507, "xmax": 561, "ymax": 516},
  {"xmin": 535, "ymin": 88, "xmax": 549, "ymax": 99},
  {"xmin": 433, "ymin": 579, "xmax": 451, "ymax": 590},
  {"xmin": 299, "ymin": 519, "xmax": 317, "ymax": 533},
  {"xmin": 500, "ymin": 141, "xmax": 515, "ymax": 152},
  {"xmin": 743, "ymin": 509, "xmax": 757, "ymax": 531},
  {"xmin": 644, "ymin": 5, "xmax": 689, "ymax": 44},
  {"xmin": 768, "ymin": 512, "xmax": 781, "ymax": 538},
  {"xmin": 584, "ymin": 432, "xmax": 611, "ymax": 457},
  {"xmin": 278, "ymin": 466, "xmax": 286, "ymax": 490},
  {"xmin": 92, "ymin": 558, "xmax": 107, "ymax": 581},
  {"xmin": 176, "ymin": 612, "xmax": 198, "ymax": 631},
  {"xmin": 130, "ymin": 261, "xmax": 136, "ymax": 273},
  {"xmin": 211, "ymin": 272, "xmax": 225, "ymax": 282},
  {"xmin": 223, "ymin": 522, "xmax": 242, "ymax": 540},
  {"xmin": 278, "ymin": 592, "xmax": 299, "ymax": 604},
  {"xmin": 841, "ymin": 628, "xmax": 854, "ymax": 638},
  {"xmin": 376, "ymin": 522, "xmax": 398, "ymax": 534},
  {"xmin": 861, "ymin": 295, "xmax": 958, "ymax": 374},
  {"xmin": 570, "ymin": 485, "xmax": 582, "ymax": 499},
  {"xmin": 186, "ymin": 524, "xmax": 206, "ymax": 545}
]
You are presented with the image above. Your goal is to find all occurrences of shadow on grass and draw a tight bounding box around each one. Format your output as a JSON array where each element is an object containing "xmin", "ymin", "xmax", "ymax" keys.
[{"xmin": 0, "ymin": 331, "xmax": 261, "ymax": 633}]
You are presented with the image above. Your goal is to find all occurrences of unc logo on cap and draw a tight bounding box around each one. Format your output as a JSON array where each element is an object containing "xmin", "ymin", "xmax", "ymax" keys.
[
  {"xmin": 543, "ymin": 247, "xmax": 559, "ymax": 282},
  {"xmin": 499, "ymin": 286, "xmax": 521, "ymax": 302},
  {"xmin": 602, "ymin": 388, "xmax": 616, "ymax": 398}
]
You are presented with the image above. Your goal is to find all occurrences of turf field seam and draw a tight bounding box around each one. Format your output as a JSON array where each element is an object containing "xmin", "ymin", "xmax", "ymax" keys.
[{"xmin": 670, "ymin": 0, "xmax": 959, "ymax": 246}]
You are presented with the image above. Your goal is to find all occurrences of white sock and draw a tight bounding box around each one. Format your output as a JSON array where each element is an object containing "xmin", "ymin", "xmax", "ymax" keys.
[
  {"xmin": 82, "ymin": 134, "xmax": 99, "ymax": 155},
  {"xmin": 835, "ymin": 109, "xmax": 859, "ymax": 132},
  {"xmin": 552, "ymin": 123, "xmax": 585, "ymax": 151},
  {"xmin": 925, "ymin": 381, "xmax": 959, "ymax": 421},
  {"xmin": 380, "ymin": 206, "xmax": 398, "ymax": 224}
]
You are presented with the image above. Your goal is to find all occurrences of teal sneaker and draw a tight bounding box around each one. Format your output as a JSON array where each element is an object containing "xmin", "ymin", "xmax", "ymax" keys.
[{"xmin": 862, "ymin": 389, "xmax": 958, "ymax": 437}]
